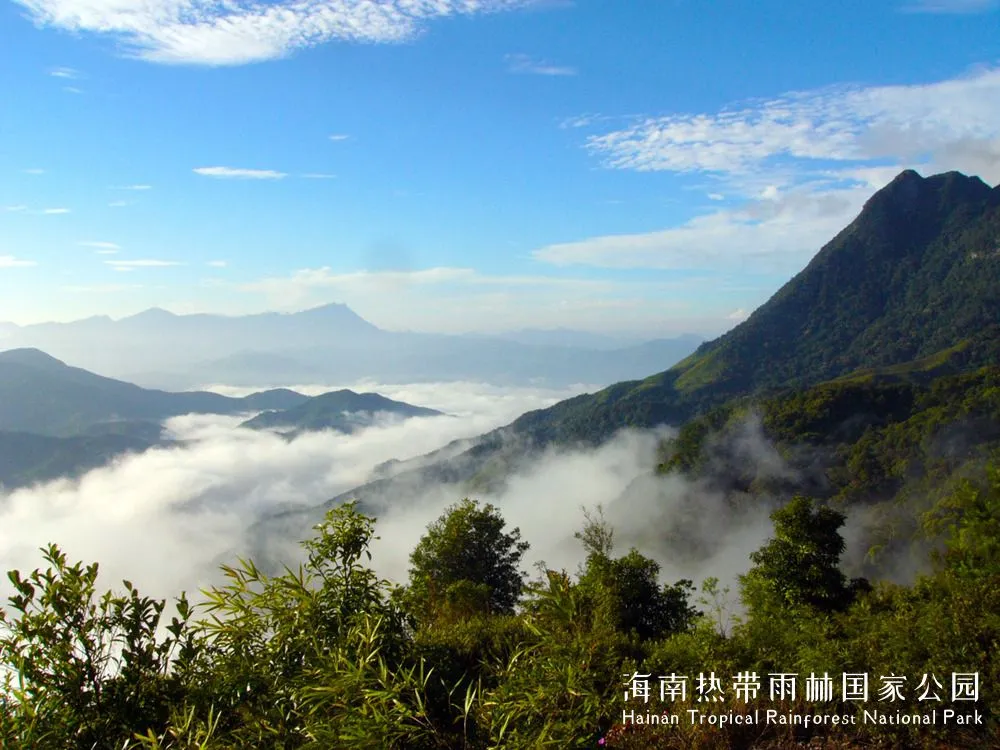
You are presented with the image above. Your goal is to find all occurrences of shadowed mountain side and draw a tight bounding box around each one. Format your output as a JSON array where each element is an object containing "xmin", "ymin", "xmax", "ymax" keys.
[
  {"xmin": 0, "ymin": 431, "xmax": 179, "ymax": 490},
  {"xmin": 0, "ymin": 348, "xmax": 309, "ymax": 437},
  {"xmin": 240, "ymin": 390, "xmax": 443, "ymax": 434}
]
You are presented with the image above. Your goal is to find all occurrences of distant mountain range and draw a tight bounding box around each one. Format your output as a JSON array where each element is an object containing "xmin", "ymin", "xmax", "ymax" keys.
[
  {"xmin": 301, "ymin": 170, "xmax": 1000, "ymax": 517},
  {"xmin": 0, "ymin": 349, "xmax": 441, "ymax": 489},
  {"xmin": 0, "ymin": 305, "xmax": 703, "ymax": 390},
  {"xmin": 0, "ymin": 348, "xmax": 307, "ymax": 438}
]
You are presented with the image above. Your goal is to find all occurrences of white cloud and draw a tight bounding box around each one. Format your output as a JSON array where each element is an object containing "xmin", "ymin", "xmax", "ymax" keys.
[
  {"xmin": 707, "ymin": 193, "xmax": 725, "ymax": 201},
  {"xmin": 193, "ymin": 166, "xmax": 287, "ymax": 179},
  {"xmin": 243, "ymin": 266, "xmax": 619, "ymax": 299},
  {"xmin": 22, "ymin": 168, "xmax": 45, "ymax": 175},
  {"xmin": 63, "ymin": 283, "xmax": 142, "ymax": 292},
  {"xmin": 49, "ymin": 66, "xmax": 81, "ymax": 78},
  {"xmin": 63, "ymin": 86, "xmax": 84, "ymax": 94},
  {"xmin": 505, "ymin": 52, "xmax": 576, "ymax": 76},
  {"xmin": 903, "ymin": 0, "xmax": 998, "ymax": 12},
  {"xmin": 206, "ymin": 260, "xmax": 227, "ymax": 268},
  {"xmin": 42, "ymin": 207, "xmax": 70, "ymax": 214},
  {"xmin": 328, "ymin": 134, "xmax": 350, "ymax": 142},
  {"xmin": 112, "ymin": 184, "xmax": 153, "ymax": 191},
  {"xmin": 96, "ymin": 249, "xmax": 120, "ymax": 255},
  {"xmin": 534, "ymin": 183, "xmax": 871, "ymax": 271},
  {"xmin": 543, "ymin": 67, "xmax": 1000, "ymax": 271},
  {"xmin": 0, "ymin": 256, "xmax": 37, "ymax": 268},
  {"xmin": 105, "ymin": 259, "xmax": 183, "ymax": 268},
  {"xmin": 3, "ymin": 205, "xmax": 27, "ymax": 212},
  {"xmin": 79, "ymin": 241, "xmax": 121, "ymax": 250},
  {"xmin": 13, "ymin": 0, "xmax": 536, "ymax": 66},
  {"xmin": 584, "ymin": 67, "xmax": 1000, "ymax": 183},
  {"xmin": 0, "ymin": 382, "xmax": 588, "ymax": 604},
  {"xmin": 108, "ymin": 200, "xmax": 130, "ymax": 207},
  {"xmin": 726, "ymin": 308, "xmax": 748, "ymax": 321}
]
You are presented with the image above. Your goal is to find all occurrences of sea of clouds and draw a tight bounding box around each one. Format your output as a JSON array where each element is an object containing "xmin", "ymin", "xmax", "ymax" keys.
[{"xmin": 0, "ymin": 379, "xmax": 797, "ymax": 622}]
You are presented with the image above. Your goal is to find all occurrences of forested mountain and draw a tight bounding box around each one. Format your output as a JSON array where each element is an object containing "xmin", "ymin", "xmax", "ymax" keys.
[
  {"xmin": 324, "ymin": 170, "xmax": 1000, "ymax": 504},
  {"xmin": 0, "ymin": 351, "xmax": 436, "ymax": 488},
  {"xmin": 0, "ymin": 431, "xmax": 167, "ymax": 490},
  {"xmin": 512, "ymin": 170, "xmax": 1000, "ymax": 443},
  {"xmin": 240, "ymin": 390, "xmax": 443, "ymax": 434}
]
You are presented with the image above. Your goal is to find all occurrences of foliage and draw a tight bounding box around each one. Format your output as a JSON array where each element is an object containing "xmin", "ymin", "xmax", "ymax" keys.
[
  {"xmin": 0, "ymin": 544, "xmax": 196, "ymax": 749},
  {"xmin": 406, "ymin": 498, "xmax": 530, "ymax": 623}
]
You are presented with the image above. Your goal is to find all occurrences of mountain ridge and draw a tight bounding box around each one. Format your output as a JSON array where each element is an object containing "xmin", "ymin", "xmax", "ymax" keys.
[
  {"xmin": 240, "ymin": 389, "xmax": 443, "ymax": 434},
  {"xmin": 0, "ymin": 348, "xmax": 310, "ymax": 437},
  {"xmin": 308, "ymin": 169, "xmax": 1000, "ymax": 516}
]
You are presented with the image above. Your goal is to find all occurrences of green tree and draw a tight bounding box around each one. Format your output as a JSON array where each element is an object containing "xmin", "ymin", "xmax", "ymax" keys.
[
  {"xmin": 407, "ymin": 498, "xmax": 529, "ymax": 622},
  {"xmin": 741, "ymin": 495, "xmax": 859, "ymax": 613},
  {"xmin": 0, "ymin": 544, "xmax": 196, "ymax": 750},
  {"xmin": 575, "ymin": 507, "xmax": 697, "ymax": 641}
]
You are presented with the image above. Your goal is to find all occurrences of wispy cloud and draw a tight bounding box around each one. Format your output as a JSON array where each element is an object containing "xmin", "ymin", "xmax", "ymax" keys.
[
  {"xmin": 63, "ymin": 86, "xmax": 84, "ymax": 94},
  {"xmin": 108, "ymin": 200, "xmax": 130, "ymax": 208},
  {"xmin": 22, "ymin": 168, "xmax": 45, "ymax": 175},
  {"xmin": 42, "ymin": 207, "xmax": 71, "ymax": 214},
  {"xmin": 64, "ymin": 283, "xmax": 142, "ymax": 293},
  {"xmin": 544, "ymin": 67, "xmax": 1000, "ymax": 271},
  {"xmin": 533, "ymin": 184, "xmax": 871, "ymax": 271},
  {"xmin": 79, "ymin": 241, "xmax": 121, "ymax": 250},
  {"xmin": 328, "ymin": 134, "xmax": 350, "ymax": 142},
  {"xmin": 301, "ymin": 173, "xmax": 336, "ymax": 179},
  {"xmin": 505, "ymin": 52, "xmax": 576, "ymax": 76},
  {"xmin": 193, "ymin": 166, "xmax": 287, "ymax": 180},
  {"xmin": 105, "ymin": 259, "xmax": 182, "ymax": 269},
  {"xmin": 583, "ymin": 67, "xmax": 1000, "ymax": 182},
  {"xmin": 0, "ymin": 256, "xmax": 37, "ymax": 268},
  {"xmin": 3, "ymin": 205, "xmax": 28, "ymax": 212},
  {"xmin": 12, "ymin": 0, "xmax": 536, "ymax": 66},
  {"xmin": 207, "ymin": 260, "xmax": 227, "ymax": 268},
  {"xmin": 49, "ymin": 66, "xmax": 81, "ymax": 78},
  {"xmin": 903, "ymin": 0, "xmax": 998, "ymax": 12},
  {"xmin": 112, "ymin": 184, "xmax": 153, "ymax": 191}
]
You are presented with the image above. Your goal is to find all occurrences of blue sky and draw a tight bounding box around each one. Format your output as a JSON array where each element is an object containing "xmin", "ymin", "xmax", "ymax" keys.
[{"xmin": 1, "ymin": 0, "xmax": 999, "ymax": 335}]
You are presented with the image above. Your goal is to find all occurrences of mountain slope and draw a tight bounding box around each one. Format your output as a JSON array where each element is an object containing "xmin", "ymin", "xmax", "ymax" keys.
[
  {"xmin": 510, "ymin": 170, "xmax": 1000, "ymax": 444},
  {"xmin": 240, "ymin": 390, "xmax": 443, "ymax": 433},
  {"xmin": 0, "ymin": 349, "xmax": 308, "ymax": 437},
  {"xmin": 0, "ymin": 430, "xmax": 164, "ymax": 489},
  {"xmin": 305, "ymin": 169, "xmax": 1000, "ymax": 516},
  {"xmin": 672, "ymin": 170, "xmax": 1000, "ymax": 396}
]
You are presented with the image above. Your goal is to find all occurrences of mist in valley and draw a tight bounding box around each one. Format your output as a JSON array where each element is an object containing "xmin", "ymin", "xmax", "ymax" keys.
[{"xmin": 0, "ymin": 378, "xmax": 914, "ymax": 623}]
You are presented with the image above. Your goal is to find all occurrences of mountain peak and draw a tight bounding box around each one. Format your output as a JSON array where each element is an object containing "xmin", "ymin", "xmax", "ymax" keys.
[
  {"xmin": 867, "ymin": 168, "xmax": 993, "ymax": 215},
  {"xmin": 124, "ymin": 307, "xmax": 177, "ymax": 322},
  {"xmin": 669, "ymin": 169, "xmax": 1000, "ymax": 396},
  {"xmin": 292, "ymin": 303, "xmax": 381, "ymax": 331},
  {"xmin": 0, "ymin": 347, "xmax": 67, "ymax": 368}
]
